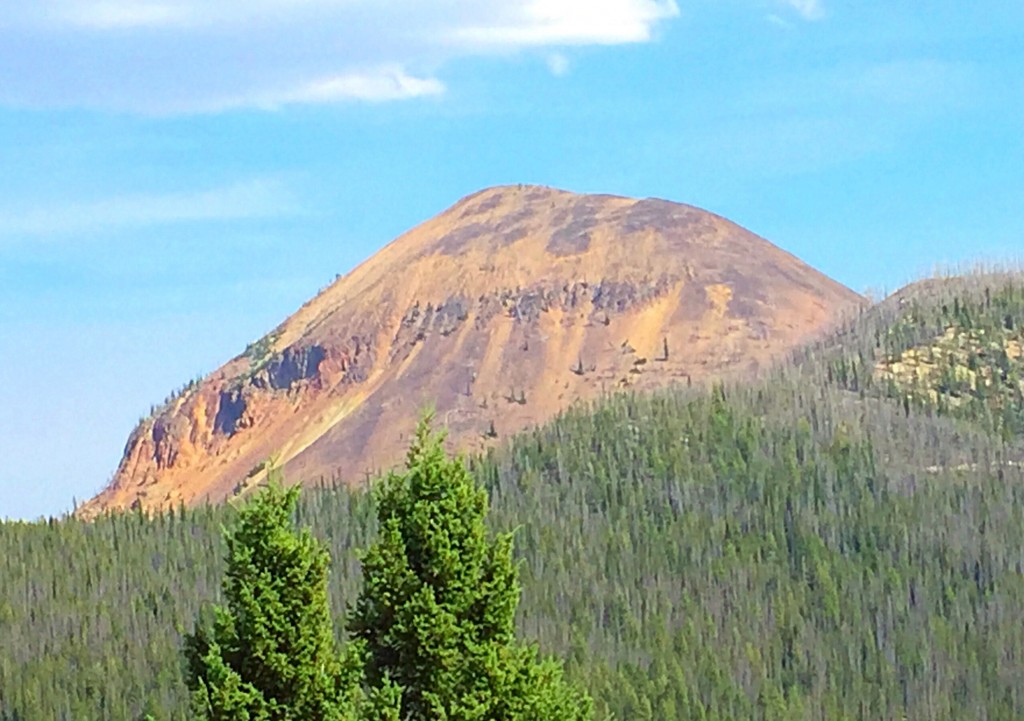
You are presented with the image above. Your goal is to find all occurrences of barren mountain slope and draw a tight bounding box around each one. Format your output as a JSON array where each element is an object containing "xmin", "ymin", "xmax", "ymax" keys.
[{"xmin": 80, "ymin": 185, "xmax": 863, "ymax": 516}]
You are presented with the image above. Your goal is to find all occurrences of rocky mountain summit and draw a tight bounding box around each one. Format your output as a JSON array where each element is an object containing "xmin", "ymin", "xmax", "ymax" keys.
[{"xmin": 80, "ymin": 184, "xmax": 863, "ymax": 516}]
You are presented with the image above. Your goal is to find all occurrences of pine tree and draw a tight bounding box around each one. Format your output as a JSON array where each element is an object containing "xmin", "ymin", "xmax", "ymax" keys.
[
  {"xmin": 348, "ymin": 417, "xmax": 594, "ymax": 721},
  {"xmin": 184, "ymin": 481, "xmax": 358, "ymax": 721}
]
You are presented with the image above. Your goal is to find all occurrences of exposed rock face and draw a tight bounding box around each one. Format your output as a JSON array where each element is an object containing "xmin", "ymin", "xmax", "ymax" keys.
[{"xmin": 80, "ymin": 185, "xmax": 864, "ymax": 516}]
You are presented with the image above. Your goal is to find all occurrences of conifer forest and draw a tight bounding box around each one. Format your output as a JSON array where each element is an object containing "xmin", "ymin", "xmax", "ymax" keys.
[{"xmin": 3, "ymin": 272, "xmax": 1024, "ymax": 720}]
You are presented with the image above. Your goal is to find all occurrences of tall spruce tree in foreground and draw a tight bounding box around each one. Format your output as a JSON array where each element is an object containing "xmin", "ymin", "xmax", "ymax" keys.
[
  {"xmin": 184, "ymin": 481, "xmax": 358, "ymax": 721},
  {"xmin": 348, "ymin": 417, "xmax": 594, "ymax": 721}
]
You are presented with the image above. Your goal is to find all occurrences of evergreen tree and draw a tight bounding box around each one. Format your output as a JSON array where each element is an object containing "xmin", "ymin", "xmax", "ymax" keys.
[
  {"xmin": 348, "ymin": 417, "xmax": 594, "ymax": 721},
  {"xmin": 184, "ymin": 481, "xmax": 358, "ymax": 721}
]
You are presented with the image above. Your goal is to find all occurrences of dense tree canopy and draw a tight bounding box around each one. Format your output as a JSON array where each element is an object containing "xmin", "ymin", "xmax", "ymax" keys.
[{"xmin": 1, "ymin": 272, "xmax": 1024, "ymax": 721}]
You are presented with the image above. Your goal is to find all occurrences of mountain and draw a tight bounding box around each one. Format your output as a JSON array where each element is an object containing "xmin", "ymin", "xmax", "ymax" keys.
[{"xmin": 80, "ymin": 184, "xmax": 862, "ymax": 516}]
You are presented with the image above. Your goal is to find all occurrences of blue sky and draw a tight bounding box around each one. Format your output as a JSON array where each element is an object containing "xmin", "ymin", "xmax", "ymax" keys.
[{"xmin": 1, "ymin": 0, "xmax": 1023, "ymax": 519}]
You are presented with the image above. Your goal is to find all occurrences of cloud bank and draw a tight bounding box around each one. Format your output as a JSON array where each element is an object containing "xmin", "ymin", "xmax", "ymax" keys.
[{"xmin": 0, "ymin": 0, "xmax": 679, "ymax": 114}]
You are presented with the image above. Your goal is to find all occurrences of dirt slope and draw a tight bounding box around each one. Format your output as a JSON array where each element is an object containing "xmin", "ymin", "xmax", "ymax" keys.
[{"xmin": 80, "ymin": 185, "xmax": 863, "ymax": 516}]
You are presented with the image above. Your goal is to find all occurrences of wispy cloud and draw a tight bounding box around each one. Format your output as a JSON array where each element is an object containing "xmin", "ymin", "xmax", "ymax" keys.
[
  {"xmin": 0, "ymin": 1, "xmax": 679, "ymax": 114},
  {"xmin": 0, "ymin": 178, "xmax": 300, "ymax": 237},
  {"xmin": 781, "ymin": 0, "xmax": 824, "ymax": 21},
  {"xmin": 766, "ymin": 14, "xmax": 794, "ymax": 29},
  {"xmin": 452, "ymin": 0, "xmax": 679, "ymax": 46},
  {"xmin": 197, "ymin": 66, "xmax": 447, "ymax": 112},
  {"xmin": 56, "ymin": 1, "xmax": 187, "ymax": 30},
  {"xmin": 272, "ymin": 67, "xmax": 446, "ymax": 106},
  {"xmin": 546, "ymin": 53, "xmax": 571, "ymax": 77}
]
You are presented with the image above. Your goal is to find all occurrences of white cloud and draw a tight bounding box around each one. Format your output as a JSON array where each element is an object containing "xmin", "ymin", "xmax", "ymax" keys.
[
  {"xmin": 453, "ymin": 0, "xmax": 679, "ymax": 46},
  {"xmin": 0, "ymin": 178, "xmax": 300, "ymax": 237},
  {"xmin": 782, "ymin": 0, "xmax": 824, "ymax": 21},
  {"xmin": 0, "ymin": 1, "xmax": 679, "ymax": 114},
  {"xmin": 275, "ymin": 67, "xmax": 446, "ymax": 105},
  {"xmin": 196, "ymin": 66, "xmax": 446, "ymax": 111},
  {"xmin": 546, "ymin": 53, "xmax": 571, "ymax": 76}
]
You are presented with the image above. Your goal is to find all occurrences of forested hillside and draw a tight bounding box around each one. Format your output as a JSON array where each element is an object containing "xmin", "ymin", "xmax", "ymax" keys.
[{"xmin": 2, "ymin": 273, "xmax": 1024, "ymax": 721}]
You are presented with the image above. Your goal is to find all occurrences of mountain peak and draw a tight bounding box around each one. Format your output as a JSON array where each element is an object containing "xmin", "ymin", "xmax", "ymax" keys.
[{"xmin": 79, "ymin": 186, "xmax": 863, "ymax": 517}]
